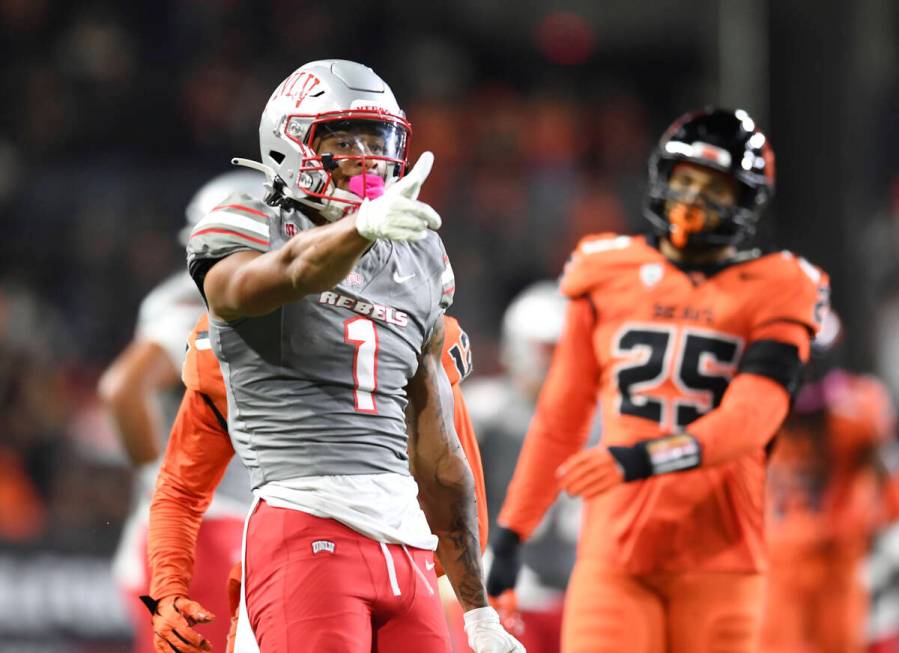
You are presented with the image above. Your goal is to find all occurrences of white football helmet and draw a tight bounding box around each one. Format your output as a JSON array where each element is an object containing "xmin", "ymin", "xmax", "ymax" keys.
[
  {"xmin": 501, "ymin": 281, "xmax": 568, "ymax": 396},
  {"xmin": 180, "ymin": 169, "xmax": 264, "ymax": 244},
  {"xmin": 243, "ymin": 59, "xmax": 411, "ymax": 222}
]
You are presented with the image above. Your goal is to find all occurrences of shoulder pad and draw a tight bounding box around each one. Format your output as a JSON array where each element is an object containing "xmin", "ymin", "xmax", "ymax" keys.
[
  {"xmin": 745, "ymin": 251, "xmax": 830, "ymax": 334},
  {"xmin": 560, "ymin": 233, "xmax": 655, "ymax": 298},
  {"xmin": 442, "ymin": 316, "xmax": 473, "ymax": 385},
  {"xmin": 186, "ymin": 193, "xmax": 274, "ymax": 263}
]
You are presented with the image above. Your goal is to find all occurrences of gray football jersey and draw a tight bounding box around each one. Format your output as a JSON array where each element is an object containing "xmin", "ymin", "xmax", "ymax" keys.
[{"xmin": 187, "ymin": 194, "xmax": 454, "ymax": 490}]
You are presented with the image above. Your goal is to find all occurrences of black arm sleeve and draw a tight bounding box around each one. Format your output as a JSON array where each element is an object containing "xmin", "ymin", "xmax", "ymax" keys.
[
  {"xmin": 737, "ymin": 339, "xmax": 803, "ymax": 395},
  {"xmin": 187, "ymin": 257, "xmax": 223, "ymax": 302}
]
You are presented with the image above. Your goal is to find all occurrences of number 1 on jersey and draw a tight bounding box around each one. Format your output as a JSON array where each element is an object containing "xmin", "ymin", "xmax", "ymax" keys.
[{"xmin": 344, "ymin": 317, "xmax": 379, "ymax": 414}]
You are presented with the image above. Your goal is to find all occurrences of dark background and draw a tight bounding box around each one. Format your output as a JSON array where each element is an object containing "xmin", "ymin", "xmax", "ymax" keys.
[{"xmin": 1, "ymin": 1, "xmax": 897, "ymax": 649}]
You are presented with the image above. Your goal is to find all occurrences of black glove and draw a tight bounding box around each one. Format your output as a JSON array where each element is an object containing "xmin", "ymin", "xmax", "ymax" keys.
[{"xmin": 486, "ymin": 527, "xmax": 522, "ymax": 597}]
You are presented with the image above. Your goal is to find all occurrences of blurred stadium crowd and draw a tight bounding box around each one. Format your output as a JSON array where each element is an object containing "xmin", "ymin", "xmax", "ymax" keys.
[{"xmin": 1, "ymin": 1, "xmax": 899, "ymax": 651}]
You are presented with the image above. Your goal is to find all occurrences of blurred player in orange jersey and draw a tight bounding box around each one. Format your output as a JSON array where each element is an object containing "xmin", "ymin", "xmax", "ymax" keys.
[
  {"xmin": 144, "ymin": 311, "xmax": 489, "ymax": 653},
  {"xmin": 762, "ymin": 312, "xmax": 898, "ymax": 653},
  {"xmin": 97, "ymin": 170, "xmax": 261, "ymax": 653},
  {"xmin": 486, "ymin": 108, "xmax": 830, "ymax": 653}
]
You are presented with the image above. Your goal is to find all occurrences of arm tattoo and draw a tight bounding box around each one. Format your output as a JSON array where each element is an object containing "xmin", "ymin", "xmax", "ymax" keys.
[
  {"xmin": 438, "ymin": 494, "xmax": 486, "ymax": 607},
  {"xmin": 410, "ymin": 317, "xmax": 487, "ymax": 610}
]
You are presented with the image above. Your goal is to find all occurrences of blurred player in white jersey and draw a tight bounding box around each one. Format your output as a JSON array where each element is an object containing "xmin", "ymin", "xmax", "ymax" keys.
[
  {"xmin": 98, "ymin": 170, "xmax": 261, "ymax": 653},
  {"xmin": 464, "ymin": 281, "xmax": 582, "ymax": 653}
]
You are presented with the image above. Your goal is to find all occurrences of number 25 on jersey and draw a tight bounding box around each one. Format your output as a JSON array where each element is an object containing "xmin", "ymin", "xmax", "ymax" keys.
[{"xmin": 613, "ymin": 324, "xmax": 743, "ymax": 430}]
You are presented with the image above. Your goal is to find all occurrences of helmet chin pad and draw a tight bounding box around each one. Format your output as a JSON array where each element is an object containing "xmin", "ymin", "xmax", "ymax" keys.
[{"xmin": 348, "ymin": 173, "xmax": 385, "ymax": 200}]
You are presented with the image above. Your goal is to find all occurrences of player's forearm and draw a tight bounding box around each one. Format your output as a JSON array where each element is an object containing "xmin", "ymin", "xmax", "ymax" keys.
[
  {"xmin": 498, "ymin": 415, "xmax": 589, "ymax": 540},
  {"xmin": 280, "ymin": 213, "xmax": 371, "ymax": 295},
  {"xmin": 410, "ymin": 399, "xmax": 488, "ymax": 611},
  {"xmin": 98, "ymin": 342, "xmax": 180, "ymax": 465},
  {"xmin": 689, "ymin": 373, "xmax": 790, "ymax": 466},
  {"xmin": 147, "ymin": 480, "xmax": 210, "ymax": 598},
  {"xmin": 418, "ymin": 450, "xmax": 487, "ymax": 612},
  {"xmin": 147, "ymin": 392, "xmax": 235, "ymax": 599},
  {"xmin": 408, "ymin": 323, "xmax": 488, "ymax": 612},
  {"xmin": 208, "ymin": 216, "xmax": 372, "ymax": 319},
  {"xmin": 98, "ymin": 385, "xmax": 162, "ymax": 465},
  {"xmin": 605, "ymin": 374, "xmax": 790, "ymax": 484}
]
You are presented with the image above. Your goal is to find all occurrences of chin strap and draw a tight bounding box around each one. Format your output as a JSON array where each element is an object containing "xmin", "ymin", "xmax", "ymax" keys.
[{"xmin": 231, "ymin": 156, "xmax": 358, "ymax": 220}]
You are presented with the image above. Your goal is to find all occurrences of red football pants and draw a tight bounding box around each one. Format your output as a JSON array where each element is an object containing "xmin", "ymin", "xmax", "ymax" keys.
[
  {"xmin": 244, "ymin": 500, "xmax": 452, "ymax": 652},
  {"xmin": 128, "ymin": 516, "xmax": 244, "ymax": 653}
]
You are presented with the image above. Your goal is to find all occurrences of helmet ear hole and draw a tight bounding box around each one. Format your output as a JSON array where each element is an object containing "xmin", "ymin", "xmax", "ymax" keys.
[{"xmin": 269, "ymin": 150, "xmax": 286, "ymax": 165}]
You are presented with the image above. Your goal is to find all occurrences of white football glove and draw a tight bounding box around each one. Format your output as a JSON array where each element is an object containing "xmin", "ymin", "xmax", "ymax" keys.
[
  {"xmin": 355, "ymin": 151, "xmax": 442, "ymax": 241},
  {"xmin": 463, "ymin": 606, "xmax": 526, "ymax": 653}
]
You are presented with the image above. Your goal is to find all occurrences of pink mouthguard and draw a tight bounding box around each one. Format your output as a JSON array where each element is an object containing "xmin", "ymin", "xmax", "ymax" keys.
[{"xmin": 347, "ymin": 174, "xmax": 385, "ymax": 200}]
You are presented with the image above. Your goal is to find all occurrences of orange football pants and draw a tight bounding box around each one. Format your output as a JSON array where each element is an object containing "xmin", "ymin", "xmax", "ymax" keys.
[
  {"xmin": 761, "ymin": 554, "xmax": 866, "ymax": 653},
  {"xmin": 562, "ymin": 558, "xmax": 766, "ymax": 653}
]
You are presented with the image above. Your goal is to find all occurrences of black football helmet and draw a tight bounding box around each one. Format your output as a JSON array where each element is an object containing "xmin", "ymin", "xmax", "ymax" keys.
[{"xmin": 644, "ymin": 108, "xmax": 775, "ymax": 249}]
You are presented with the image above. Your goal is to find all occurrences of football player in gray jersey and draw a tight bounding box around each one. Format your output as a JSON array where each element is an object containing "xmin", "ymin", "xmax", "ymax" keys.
[
  {"xmin": 182, "ymin": 60, "xmax": 523, "ymax": 653},
  {"xmin": 98, "ymin": 170, "xmax": 259, "ymax": 653}
]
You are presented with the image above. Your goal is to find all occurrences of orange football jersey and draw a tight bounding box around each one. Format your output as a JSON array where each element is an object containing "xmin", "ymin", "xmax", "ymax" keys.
[
  {"xmin": 180, "ymin": 314, "xmax": 227, "ymax": 416},
  {"xmin": 150, "ymin": 313, "xmax": 487, "ymax": 598},
  {"xmin": 499, "ymin": 233, "xmax": 828, "ymax": 575}
]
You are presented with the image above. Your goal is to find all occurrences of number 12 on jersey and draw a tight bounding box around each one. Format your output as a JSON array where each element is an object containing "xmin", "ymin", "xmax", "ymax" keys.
[{"xmin": 344, "ymin": 317, "xmax": 380, "ymax": 414}]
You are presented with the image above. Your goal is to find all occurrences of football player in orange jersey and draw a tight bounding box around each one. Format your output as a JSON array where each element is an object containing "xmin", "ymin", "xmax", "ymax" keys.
[
  {"xmin": 762, "ymin": 312, "xmax": 898, "ymax": 653},
  {"xmin": 486, "ymin": 108, "xmax": 830, "ymax": 653},
  {"xmin": 144, "ymin": 311, "xmax": 489, "ymax": 653}
]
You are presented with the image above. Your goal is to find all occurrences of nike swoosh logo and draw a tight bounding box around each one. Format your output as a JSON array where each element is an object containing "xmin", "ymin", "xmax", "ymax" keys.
[
  {"xmin": 393, "ymin": 271, "xmax": 416, "ymax": 284},
  {"xmin": 425, "ymin": 560, "xmax": 435, "ymax": 570}
]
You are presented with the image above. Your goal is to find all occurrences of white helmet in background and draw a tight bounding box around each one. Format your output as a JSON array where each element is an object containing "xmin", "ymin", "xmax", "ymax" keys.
[
  {"xmin": 253, "ymin": 59, "xmax": 411, "ymax": 221},
  {"xmin": 180, "ymin": 169, "xmax": 264, "ymax": 244},
  {"xmin": 501, "ymin": 281, "xmax": 568, "ymax": 397}
]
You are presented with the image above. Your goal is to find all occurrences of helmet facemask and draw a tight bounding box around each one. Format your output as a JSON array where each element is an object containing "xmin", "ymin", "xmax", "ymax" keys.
[
  {"xmin": 285, "ymin": 112, "xmax": 410, "ymax": 221},
  {"xmin": 645, "ymin": 160, "xmax": 760, "ymax": 250}
]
